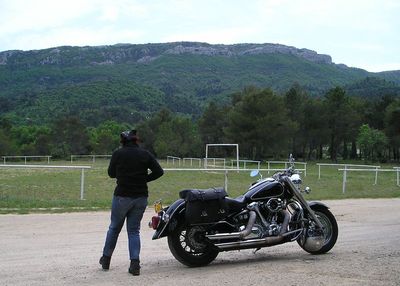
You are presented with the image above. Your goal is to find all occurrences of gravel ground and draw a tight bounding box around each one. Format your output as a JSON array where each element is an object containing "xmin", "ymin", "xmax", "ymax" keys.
[{"xmin": 0, "ymin": 198, "xmax": 399, "ymax": 286}]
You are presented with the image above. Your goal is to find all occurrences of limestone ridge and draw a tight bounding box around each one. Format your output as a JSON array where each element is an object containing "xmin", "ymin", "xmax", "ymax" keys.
[
  {"xmin": 0, "ymin": 42, "xmax": 332, "ymax": 66},
  {"xmin": 164, "ymin": 43, "xmax": 332, "ymax": 64}
]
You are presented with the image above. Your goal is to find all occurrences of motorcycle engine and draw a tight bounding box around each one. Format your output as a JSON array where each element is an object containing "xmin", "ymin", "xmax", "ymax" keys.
[
  {"xmin": 234, "ymin": 200, "xmax": 285, "ymax": 239},
  {"xmin": 257, "ymin": 199, "xmax": 286, "ymax": 237},
  {"xmin": 265, "ymin": 198, "xmax": 284, "ymax": 212}
]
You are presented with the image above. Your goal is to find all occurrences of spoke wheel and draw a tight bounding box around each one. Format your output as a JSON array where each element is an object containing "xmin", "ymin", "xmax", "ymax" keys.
[
  {"xmin": 298, "ymin": 206, "xmax": 338, "ymax": 254},
  {"xmin": 167, "ymin": 224, "xmax": 219, "ymax": 267}
]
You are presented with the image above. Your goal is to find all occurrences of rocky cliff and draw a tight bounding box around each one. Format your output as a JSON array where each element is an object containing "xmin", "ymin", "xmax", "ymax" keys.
[{"xmin": 0, "ymin": 42, "xmax": 333, "ymax": 66}]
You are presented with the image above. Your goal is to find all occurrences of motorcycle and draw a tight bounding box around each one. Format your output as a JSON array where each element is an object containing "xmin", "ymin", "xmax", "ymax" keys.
[{"xmin": 149, "ymin": 156, "xmax": 338, "ymax": 267}]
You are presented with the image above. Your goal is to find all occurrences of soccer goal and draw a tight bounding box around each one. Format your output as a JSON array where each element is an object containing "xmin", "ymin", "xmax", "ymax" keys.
[{"xmin": 205, "ymin": 144, "xmax": 239, "ymax": 170}]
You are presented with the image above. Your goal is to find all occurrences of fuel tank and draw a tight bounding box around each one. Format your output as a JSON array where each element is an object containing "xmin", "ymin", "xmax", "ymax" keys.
[{"xmin": 244, "ymin": 178, "xmax": 284, "ymax": 201}]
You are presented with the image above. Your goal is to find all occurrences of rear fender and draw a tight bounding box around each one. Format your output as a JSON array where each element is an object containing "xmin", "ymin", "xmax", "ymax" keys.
[{"xmin": 152, "ymin": 199, "xmax": 185, "ymax": 240}]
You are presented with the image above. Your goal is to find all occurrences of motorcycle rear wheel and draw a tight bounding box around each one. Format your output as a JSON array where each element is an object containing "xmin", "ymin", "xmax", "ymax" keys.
[
  {"xmin": 297, "ymin": 206, "xmax": 338, "ymax": 254},
  {"xmin": 167, "ymin": 224, "xmax": 219, "ymax": 267}
]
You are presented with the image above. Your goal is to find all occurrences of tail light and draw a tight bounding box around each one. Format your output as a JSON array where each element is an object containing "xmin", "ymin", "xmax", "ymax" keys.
[{"xmin": 150, "ymin": 215, "xmax": 161, "ymax": 230}]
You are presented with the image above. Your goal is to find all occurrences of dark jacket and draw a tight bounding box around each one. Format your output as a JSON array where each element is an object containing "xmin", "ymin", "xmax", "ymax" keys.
[{"xmin": 108, "ymin": 143, "xmax": 164, "ymax": 197}]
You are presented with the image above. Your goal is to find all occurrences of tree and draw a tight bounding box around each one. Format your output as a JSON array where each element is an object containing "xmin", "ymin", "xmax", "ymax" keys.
[
  {"xmin": 342, "ymin": 97, "xmax": 363, "ymax": 160},
  {"xmin": 384, "ymin": 99, "xmax": 400, "ymax": 161},
  {"xmin": 284, "ymin": 84, "xmax": 307, "ymax": 158},
  {"xmin": 10, "ymin": 125, "xmax": 51, "ymax": 155},
  {"xmin": 302, "ymin": 97, "xmax": 329, "ymax": 160},
  {"xmin": 363, "ymin": 95, "xmax": 396, "ymax": 130},
  {"xmin": 357, "ymin": 124, "xmax": 388, "ymax": 161},
  {"xmin": 324, "ymin": 87, "xmax": 353, "ymax": 161},
  {"xmin": 0, "ymin": 129, "xmax": 15, "ymax": 155},
  {"xmin": 137, "ymin": 109, "xmax": 202, "ymax": 158},
  {"xmin": 88, "ymin": 120, "xmax": 129, "ymax": 154},
  {"xmin": 50, "ymin": 117, "xmax": 91, "ymax": 158},
  {"xmin": 198, "ymin": 101, "xmax": 229, "ymax": 145},
  {"xmin": 137, "ymin": 108, "xmax": 173, "ymax": 156},
  {"xmin": 225, "ymin": 88, "xmax": 296, "ymax": 159},
  {"xmin": 0, "ymin": 117, "xmax": 15, "ymax": 155}
]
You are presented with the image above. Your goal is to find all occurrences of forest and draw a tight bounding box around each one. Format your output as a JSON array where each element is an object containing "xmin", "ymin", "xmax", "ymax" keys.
[{"xmin": 1, "ymin": 84, "xmax": 399, "ymax": 162}]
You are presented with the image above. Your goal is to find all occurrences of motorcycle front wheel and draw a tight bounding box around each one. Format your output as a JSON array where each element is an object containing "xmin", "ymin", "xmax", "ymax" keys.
[
  {"xmin": 297, "ymin": 206, "xmax": 338, "ymax": 255},
  {"xmin": 167, "ymin": 224, "xmax": 219, "ymax": 267}
]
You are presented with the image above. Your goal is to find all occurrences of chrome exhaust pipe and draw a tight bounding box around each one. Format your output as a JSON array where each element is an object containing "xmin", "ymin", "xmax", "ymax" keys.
[
  {"xmin": 215, "ymin": 236, "xmax": 283, "ymax": 250},
  {"xmin": 214, "ymin": 210, "xmax": 291, "ymax": 251},
  {"xmin": 206, "ymin": 211, "xmax": 257, "ymax": 241},
  {"xmin": 279, "ymin": 209, "xmax": 290, "ymax": 235},
  {"xmin": 215, "ymin": 230, "xmax": 302, "ymax": 251}
]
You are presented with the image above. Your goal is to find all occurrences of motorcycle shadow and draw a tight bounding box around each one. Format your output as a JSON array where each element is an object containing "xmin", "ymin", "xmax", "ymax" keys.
[{"xmin": 166, "ymin": 248, "xmax": 333, "ymax": 270}]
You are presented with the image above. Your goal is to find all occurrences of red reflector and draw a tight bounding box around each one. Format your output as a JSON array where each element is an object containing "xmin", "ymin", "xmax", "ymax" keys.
[{"xmin": 151, "ymin": 215, "xmax": 160, "ymax": 229}]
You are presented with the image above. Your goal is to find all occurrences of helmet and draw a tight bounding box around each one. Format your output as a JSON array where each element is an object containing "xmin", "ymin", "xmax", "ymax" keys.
[{"xmin": 120, "ymin": 130, "xmax": 138, "ymax": 145}]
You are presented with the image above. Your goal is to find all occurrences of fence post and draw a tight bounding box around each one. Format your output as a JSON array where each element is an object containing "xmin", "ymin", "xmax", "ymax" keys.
[
  {"xmin": 318, "ymin": 164, "xmax": 321, "ymax": 179},
  {"xmin": 342, "ymin": 167, "xmax": 347, "ymax": 194},
  {"xmin": 374, "ymin": 167, "xmax": 378, "ymax": 185},
  {"xmin": 224, "ymin": 170, "xmax": 228, "ymax": 192},
  {"xmin": 397, "ymin": 168, "xmax": 400, "ymax": 186},
  {"xmin": 80, "ymin": 168, "xmax": 85, "ymax": 200}
]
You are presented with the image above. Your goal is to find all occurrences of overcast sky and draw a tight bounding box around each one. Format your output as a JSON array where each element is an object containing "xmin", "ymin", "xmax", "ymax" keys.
[{"xmin": 0, "ymin": 0, "xmax": 398, "ymax": 72}]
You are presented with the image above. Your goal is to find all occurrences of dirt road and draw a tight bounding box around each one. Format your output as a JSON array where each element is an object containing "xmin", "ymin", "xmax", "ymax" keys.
[{"xmin": 1, "ymin": 198, "xmax": 399, "ymax": 286}]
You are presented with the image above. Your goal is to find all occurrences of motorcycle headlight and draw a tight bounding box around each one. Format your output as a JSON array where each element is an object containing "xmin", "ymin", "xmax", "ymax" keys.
[{"xmin": 290, "ymin": 174, "xmax": 302, "ymax": 185}]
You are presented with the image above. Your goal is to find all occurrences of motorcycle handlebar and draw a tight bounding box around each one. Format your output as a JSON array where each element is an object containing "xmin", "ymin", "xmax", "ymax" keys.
[{"xmin": 272, "ymin": 167, "xmax": 297, "ymax": 182}]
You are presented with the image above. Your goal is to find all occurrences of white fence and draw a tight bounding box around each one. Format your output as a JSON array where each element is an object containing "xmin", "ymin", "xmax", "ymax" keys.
[
  {"xmin": 168, "ymin": 157, "xmax": 261, "ymax": 170},
  {"xmin": 164, "ymin": 168, "xmax": 290, "ymax": 192},
  {"xmin": 204, "ymin": 158, "xmax": 227, "ymax": 168},
  {"xmin": 339, "ymin": 167, "xmax": 400, "ymax": 193},
  {"xmin": 167, "ymin": 156, "xmax": 181, "ymax": 166},
  {"xmin": 2, "ymin": 156, "xmax": 52, "ymax": 164},
  {"xmin": 183, "ymin": 158, "xmax": 202, "ymax": 167},
  {"xmin": 205, "ymin": 144, "xmax": 239, "ymax": 170},
  {"xmin": 70, "ymin": 155, "xmax": 111, "ymax": 163},
  {"xmin": 231, "ymin": 160, "xmax": 261, "ymax": 170},
  {"xmin": 0, "ymin": 164, "xmax": 91, "ymax": 200},
  {"xmin": 317, "ymin": 163, "xmax": 380, "ymax": 179}
]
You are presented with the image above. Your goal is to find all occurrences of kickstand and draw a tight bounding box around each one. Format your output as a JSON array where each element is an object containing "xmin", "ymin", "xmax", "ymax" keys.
[{"xmin": 253, "ymin": 247, "xmax": 261, "ymax": 254}]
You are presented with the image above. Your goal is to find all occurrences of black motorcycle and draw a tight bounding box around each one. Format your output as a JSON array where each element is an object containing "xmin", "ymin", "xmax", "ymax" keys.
[{"xmin": 149, "ymin": 156, "xmax": 338, "ymax": 267}]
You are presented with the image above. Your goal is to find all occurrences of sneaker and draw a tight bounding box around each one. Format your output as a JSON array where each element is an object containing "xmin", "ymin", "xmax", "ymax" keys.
[
  {"xmin": 128, "ymin": 259, "xmax": 140, "ymax": 276},
  {"xmin": 99, "ymin": 255, "xmax": 111, "ymax": 270}
]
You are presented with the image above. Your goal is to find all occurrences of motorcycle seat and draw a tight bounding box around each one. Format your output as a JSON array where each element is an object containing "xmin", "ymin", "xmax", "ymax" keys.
[{"xmin": 224, "ymin": 196, "xmax": 246, "ymax": 211}]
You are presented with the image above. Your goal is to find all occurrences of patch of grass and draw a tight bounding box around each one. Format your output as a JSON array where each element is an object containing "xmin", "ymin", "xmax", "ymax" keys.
[{"xmin": 0, "ymin": 160, "xmax": 399, "ymax": 213}]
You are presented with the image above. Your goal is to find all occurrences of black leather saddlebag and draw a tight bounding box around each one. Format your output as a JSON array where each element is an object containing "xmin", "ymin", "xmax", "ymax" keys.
[{"xmin": 179, "ymin": 188, "xmax": 228, "ymax": 224}]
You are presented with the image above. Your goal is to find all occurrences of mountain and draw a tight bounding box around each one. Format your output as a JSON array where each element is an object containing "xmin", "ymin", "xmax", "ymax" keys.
[
  {"xmin": 377, "ymin": 70, "xmax": 400, "ymax": 85},
  {"xmin": 0, "ymin": 42, "xmax": 399, "ymax": 125},
  {"xmin": 344, "ymin": 76, "xmax": 400, "ymax": 98}
]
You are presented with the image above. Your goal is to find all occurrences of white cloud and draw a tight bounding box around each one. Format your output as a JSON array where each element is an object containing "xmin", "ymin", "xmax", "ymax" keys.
[{"xmin": 0, "ymin": 0, "xmax": 94, "ymax": 34}]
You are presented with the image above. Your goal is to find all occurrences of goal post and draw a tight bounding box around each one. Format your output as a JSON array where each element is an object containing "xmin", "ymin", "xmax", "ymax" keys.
[{"xmin": 205, "ymin": 144, "xmax": 239, "ymax": 170}]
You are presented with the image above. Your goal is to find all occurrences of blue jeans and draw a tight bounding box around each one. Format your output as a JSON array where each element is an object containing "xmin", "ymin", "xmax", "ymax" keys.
[{"xmin": 102, "ymin": 196, "xmax": 148, "ymax": 260}]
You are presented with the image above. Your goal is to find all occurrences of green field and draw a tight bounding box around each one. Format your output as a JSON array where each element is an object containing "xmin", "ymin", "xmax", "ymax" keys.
[{"xmin": 0, "ymin": 159, "xmax": 399, "ymax": 214}]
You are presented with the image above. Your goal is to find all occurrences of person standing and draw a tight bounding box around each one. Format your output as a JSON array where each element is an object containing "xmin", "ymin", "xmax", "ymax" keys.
[{"xmin": 99, "ymin": 130, "xmax": 164, "ymax": 276}]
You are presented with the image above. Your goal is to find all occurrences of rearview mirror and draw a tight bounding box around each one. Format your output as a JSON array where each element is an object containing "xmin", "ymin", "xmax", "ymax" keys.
[{"xmin": 250, "ymin": 170, "xmax": 259, "ymax": 177}]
